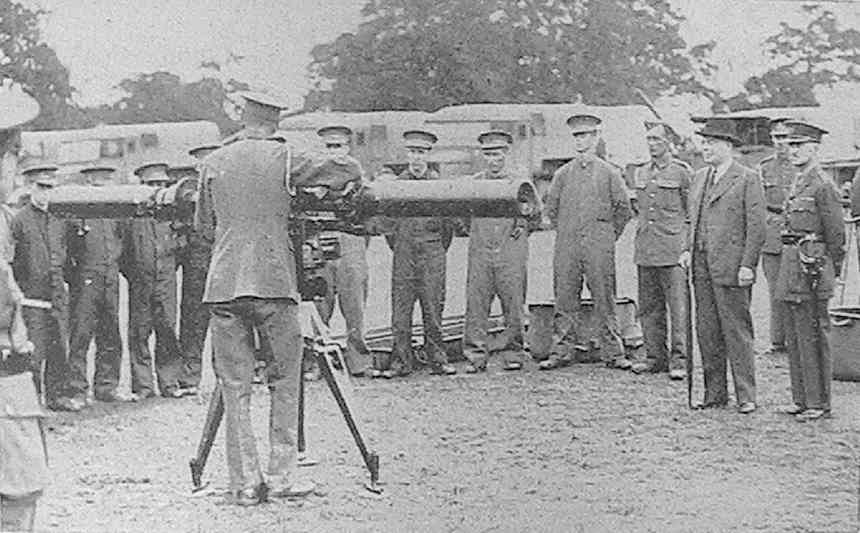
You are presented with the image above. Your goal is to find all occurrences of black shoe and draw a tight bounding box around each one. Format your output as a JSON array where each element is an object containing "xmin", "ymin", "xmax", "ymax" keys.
[
  {"xmin": 429, "ymin": 363, "xmax": 457, "ymax": 376},
  {"xmin": 161, "ymin": 387, "xmax": 184, "ymax": 399},
  {"xmin": 737, "ymin": 402, "xmax": 756, "ymax": 414},
  {"xmin": 133, "ymin": 389, "xmax": 158, "ymax": 400},
  {"xmin": 464, "ymin": 361, "xmax": 487, "ymax": 374},
  {"xmin": 47, "ymin": 397, "xmax": 85, "ymax": 412},
  {"xmin": 228, "ymin": 483, "xmax": 268, "ymax": 506},
  {"xmin": 692, "ymin": 400, "xmax": 728, "ymax": 410},
  {"xmin": 503, "ymin": 361, "xmax": 523, "ymax": 371}
]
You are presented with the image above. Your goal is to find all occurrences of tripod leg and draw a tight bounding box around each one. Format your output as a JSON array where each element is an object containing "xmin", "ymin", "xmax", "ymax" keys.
[
  {"xmin": 316, "ymin": 345, "xmax": 381, "ymax": 493},
  {"xmin": 296, "ymin": 353, "xmax": 319, "ymax": 467},
  {"xmin": 189, "ymin": 382, "xmax": 224, "ymax": 491}
]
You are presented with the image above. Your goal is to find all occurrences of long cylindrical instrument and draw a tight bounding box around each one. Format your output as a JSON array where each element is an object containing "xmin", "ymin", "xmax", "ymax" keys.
[{"xmin": 45, "ymin": 177, "xmax": 541, "ymax": 222}]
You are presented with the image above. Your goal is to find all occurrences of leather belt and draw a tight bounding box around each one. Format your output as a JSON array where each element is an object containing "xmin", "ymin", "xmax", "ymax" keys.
[{"xmin": 766, "ymin": 205, "xmax": 784, "ymax": 215}]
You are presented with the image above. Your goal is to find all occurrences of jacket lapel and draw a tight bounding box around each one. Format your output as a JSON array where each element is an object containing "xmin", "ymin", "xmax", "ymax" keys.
[{"xmin": 707, "ymin": 161, "xmax": 741, "ymax": 205}]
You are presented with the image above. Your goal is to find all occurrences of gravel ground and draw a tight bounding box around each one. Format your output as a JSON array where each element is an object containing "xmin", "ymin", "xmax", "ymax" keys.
[{"xmin": 32, "ymin": 230, "xmax": 860, "ymax": 532}]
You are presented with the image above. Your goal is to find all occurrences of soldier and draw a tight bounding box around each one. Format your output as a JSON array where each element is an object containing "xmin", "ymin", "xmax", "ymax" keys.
[
  {"xmin": 776, "ymin": 121, "xmax": 844, "ymax": 421},
  {"xmin": 684, "ymin": 118, "xmax": 765, "ymax": 414},
  {"xmin": 170, "ymin": 152, "xmax": 218, "ymax": 395},
  {"xmin": 8, "ymin": 164, "xmax": 58, "ymax": 209},
  {"xmin": 10, "ymin": 175, "xmax": 75, "ymax": 410},
  {"xmin": 121, "ymin": 162, "xmax": 184, "ymax": 399},
  {"xmin": 375, "ymin": 130, "xmax": 456, "ymax": 378},
  {"xmin": 313, "ymin": 125, "xmax": 371, "ymax": 377},
  {"xmin": 196, "ymin": 91, "xmax": 360, "ymax": 505},
  {"xmin": 541, "ymin": 114, "xmax": 633, "ymax": 370},
  {"xmin": 758, "ymin": 118, "xmax": 796, "ymax": 354},
  {"xmin": 462, "ymin": 130, "xmax": 530, "ymax": 373},
  {"xmin": 629, "ymin": 123, "xmax": 691, "ymax": 380},
  {"xmin": 65, "ymin": 165, "xmax": 131, "ymax": 405}
]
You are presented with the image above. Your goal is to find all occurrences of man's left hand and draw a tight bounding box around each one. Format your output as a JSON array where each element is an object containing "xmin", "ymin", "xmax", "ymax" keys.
[{"xmin": 738, "ymin": 266, "xmax": 755, "ymax": 286}]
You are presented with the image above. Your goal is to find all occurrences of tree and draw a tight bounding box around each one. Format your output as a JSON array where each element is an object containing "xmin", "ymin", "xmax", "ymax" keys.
[
  {"xmin": 89, "ymin": 71, "xmax": 249, "ymax": 135},
  {"xmin": 305, "ymin": 0, "xmax": 715, "ymax": 111},
  {"xmin": 0, "ymin": 0, "xmax": 85, "ymax": 129},
  {"xmin": 725, "ymin": 6, "xmax": 859, "ymax": 110}
]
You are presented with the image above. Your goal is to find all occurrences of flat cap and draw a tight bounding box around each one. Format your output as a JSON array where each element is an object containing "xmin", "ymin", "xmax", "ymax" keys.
[
  {"xmin": 188, "ymin": 143, "xmax": 221, "ymax": 158},
  {"xmin": 402, "ymin": 130, "xmax": 438, "ymax": 150},
  {"xmin": 477, "ymin": 130, "xmax": 513, "ymax": 151},
  {"xmin": 317, "ymin": 125, "xmax": 353, "ymax": 146},
  {"xmin": 566, "ymin": 114, "xmax": 602, "ymax": 134},
  {"xmin": 783, "ymin": 120, "xmax": 828, "ymax": 144}
]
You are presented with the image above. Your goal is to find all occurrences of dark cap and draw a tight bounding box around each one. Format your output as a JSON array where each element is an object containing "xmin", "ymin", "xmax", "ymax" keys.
[
  {"xmin": 696, "ymin": 117, "xmax": 743, "ymax": 147},
  {"xmin": 34, "ymin": 176, "xmax": 59, "ymax": 188},
  {"xmin": 238, "ymin": 91, "xmax": 289, "ymax": 124},
  {"xmin": 566, "ymin": 114, "xmax": 602, "ymax": 134},
  {"xmin": 769, "ymin": 117, "xmax": 794, "ymax": 138},
  {"xmin": 317, "ymin": 125, "xmax": 353, "ymax": 146},
  {"xmin": 134, "ymin": 162, "xmax": 171, "ymax": 184},
  {"xmin": 188, "ymin": 143, "xmax": 221, "ymax": 158},
  {"xmin": 783, "ymin": 120, "xmax": 828, "ymax": 144},
  {"xmin": 402, "ymin": 130, "xmax": 438, "ymax": 150},
  {"xmin": 477, "ymin": 130, "xmax": 513, "ymax": 151},
  {"xmin": 20, "ymin": 164, "xmax": 59, "ymax": 176}
]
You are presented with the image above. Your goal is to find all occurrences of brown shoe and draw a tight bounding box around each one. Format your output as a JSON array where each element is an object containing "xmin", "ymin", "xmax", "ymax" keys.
[
  {"xmin": 429, "ymin": 363, "xmax": 457, "ymax": 376},
  {"xmin": 606, "ymin": 356, "xmax": 632, "ymax": 370},
  {"xmin": 737, "ymin": 402, "xmax": 756, "ymax": 414},
  {"xmin": 94, "ymin": 389, "xmax": 137, "ymax": 403},
  {"xmin": 778, "ymin": 403, "xmax": 805, "ymax": 415},
  {"xmin": 47, "ymin": 397, "xmax": 85, "ymax": 412},
  {"xmin": 795, "ymin": 408, "xmax": 831, "ymax": 421},
  {"xmin": 503, "ymin": 361, "xmax": 523, "ymax": 371},
  {"xmin": 631, "ymin": 361, "xmax": 666, "ymax": 374}
]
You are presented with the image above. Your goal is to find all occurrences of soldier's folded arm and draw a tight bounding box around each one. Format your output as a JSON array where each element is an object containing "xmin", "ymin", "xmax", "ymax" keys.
[{"xmin": 610, "ymin": 167, "xmax": 633, "ymax": 240}]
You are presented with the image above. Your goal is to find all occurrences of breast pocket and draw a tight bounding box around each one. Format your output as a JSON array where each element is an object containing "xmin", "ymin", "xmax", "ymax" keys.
[
  {"xmin": 763, "ymin": 182, "xmax": 786, "ymax": 206},
  {"xmin": 655, "ymin": 180, "xmax": 682, "ymax": 212},
  {"xmin": 787, "ymin": 196, "xmax": 819, "ymax": 233}
]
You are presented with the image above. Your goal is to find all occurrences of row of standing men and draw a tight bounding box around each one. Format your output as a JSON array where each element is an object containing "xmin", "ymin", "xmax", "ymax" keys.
[{"xmin": 0, "ymin": 152, "xmax": 220, "ymax": 412}]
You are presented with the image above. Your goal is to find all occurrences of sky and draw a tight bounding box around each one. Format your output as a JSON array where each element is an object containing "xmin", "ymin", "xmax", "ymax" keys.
[{"xmin": 25, "ymin": 0, "xmax": 860, "ymax": 109}]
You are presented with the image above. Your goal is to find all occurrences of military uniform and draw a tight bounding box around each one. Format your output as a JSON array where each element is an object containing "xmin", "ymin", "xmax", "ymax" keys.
[
  {"xmin": 758, "ymin": 152, "xmax": 795, "ymax": 350},
  {"xmin": 776, "ymin": 123, "xmax": 844, "ymax": 420},
  {"xmin": 631, "ymin": 154, "xmax": 691, "ymax": 375},
  {"xmin": 196, "ymin": 91, "xmax": 361, "ymax": 503},
  {"xmin": 10, "ymin": 197, "xmax": 69, "ymax": 403},
  {"xmin": 384, "ymin": 166, "xmax": 454, "ymax": 375},
  {"xmin": 545, "ymin": 152, "xmax": 632, "ymax": 364}
]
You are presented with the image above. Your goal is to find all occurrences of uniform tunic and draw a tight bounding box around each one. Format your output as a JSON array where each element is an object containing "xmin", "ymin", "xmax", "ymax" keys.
[
  {"xmin": 462, "ymin": 170, "xmax": 530, "ymax": 366},
  {"xmin": 544, "ymin": 153, "xmax": 632, "ymax": 358},
  {"xmin": 758, "ymin": 153, "xmax": 795, "ymax": 347},
  {"xmin": 632, "ymin": 156, "xmax": 691, "ymax": 371},
  {"xmin": 776, "ymin": 165, "xmax": 844, "ymax": 411}
]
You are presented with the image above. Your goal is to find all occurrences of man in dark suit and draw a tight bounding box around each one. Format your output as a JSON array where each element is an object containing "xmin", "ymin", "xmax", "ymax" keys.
[
  {"xmin": 684, "ymin": 118, "xmax": 766, "ymax": 414},
  {"xmin": 195, "ymin": 91, "xmax": 361, "ymax": 505}
]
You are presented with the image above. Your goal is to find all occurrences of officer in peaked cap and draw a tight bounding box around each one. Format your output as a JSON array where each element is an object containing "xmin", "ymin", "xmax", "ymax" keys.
[
  {"xmin": 121, "ymin": 161, "xmax": 184, "ymax": 399},
  {"xmin": 10, "ymin": 164, "xmax": 59, "ymax": 208},
  {"xmin": 461, "ymin": 130, "xmax": 532, "ymax": 374},
  {"xmin": 238, "ymin": 91, "xmax": 289, "ymax": 125},
  {"xmin": 374, "ymin": 128, "xmax": 456, "ymax": 378},
  {"xmin": 542, "ymin": 112, "xmax": 632, "ymax": 371},
  {"xmin": 20, "ymin": 164, "xmax": 58, "ymax": 183},
  {"xmin": 629, "ymin": 122, "xmax": 692, "ymax": 380},
  {"xmin": 757, "ymin": 117, "xmax": 797, "ymax": 355},
  {"xmin": 65, "ymin": 164, "xmax": 129, "ymax": 406},
  {"xmin": 685, "ymin": 116, "xmax": 765, "ymax": 414},
  {"xmin": 775, "ymin": 120, "xmax": 842, "ymax": 422},
  {"xmin": 9, "ymin": 167, "xmax": 74, "ymax": 412},
  {"xmin": 310, "ymin": 124, "xmax": 371, "ymax": 378}
]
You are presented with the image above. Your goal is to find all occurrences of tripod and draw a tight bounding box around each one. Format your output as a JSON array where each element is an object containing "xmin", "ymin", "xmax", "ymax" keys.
[{"xmin": 188, "ymin": 300, "xmax": 382, "ymax": 494}]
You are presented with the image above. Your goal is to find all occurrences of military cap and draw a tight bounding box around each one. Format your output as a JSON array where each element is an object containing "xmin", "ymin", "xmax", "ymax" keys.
[
  {"xmin": 477, "ymin": 130, "xmax": 513, "ymax": 151},
  {"xmin": 238, "ymin": 91, "xmax": 289, "ymax": 124},
  {"xmin": 402, "ymin": 130, "xmax": 438, "ymax": 150},
  {"xmin": 20, "ymin": 164, "xmax": 58, "ymax": 176},
  {"xmin": 134, "ymin": 162, "xmax": 171, "ymax": 184},
  {"xmin": 188, "ymin": 143, "xmax": 221, "ymax": 158},
  {"xmin": 317, "ymin": 125, "xmax": 353, "ymax": 147},
  {"xmin": 79, "ymin": 165, "xmax": 117, "ymax": 185},
  {"xmin": 33, "ymin": 176, "xmax": 59, "ymax": 188},
  {"xmin": 566, "ymin": 114, "xmax": 602, "ymax": 134},
  {"xmin": 783, "ymin": 120, "xmax": 828, "ymax": 144},
  {"xmin": 644, "ymin": 122, "xmax": 675, "ymax": 141},
  {"xmin": 696, "ymin": 117, "xmax": 743, "ymax": 146}
]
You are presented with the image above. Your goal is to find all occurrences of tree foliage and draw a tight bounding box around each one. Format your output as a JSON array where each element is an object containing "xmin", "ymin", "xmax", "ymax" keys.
[
  {"xmin": 726, "ymin": 6, "xmax": 859, "ymax": 110},
  {"xmin": 306, "ymin": 0, "xmax": 714, "ymax": 111},
  {"xmin": 0, "ymin": 0, "xmax": 85, "ymax": 129},
  {"xmin": 88, "ymin": 71, "xmax": 249, "ymax": 135}
]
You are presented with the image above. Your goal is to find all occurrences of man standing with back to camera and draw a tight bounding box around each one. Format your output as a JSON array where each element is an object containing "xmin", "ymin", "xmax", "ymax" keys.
[{"xmin": 195, "ymin": 91, "xmax": 362, "ymax": 505}]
